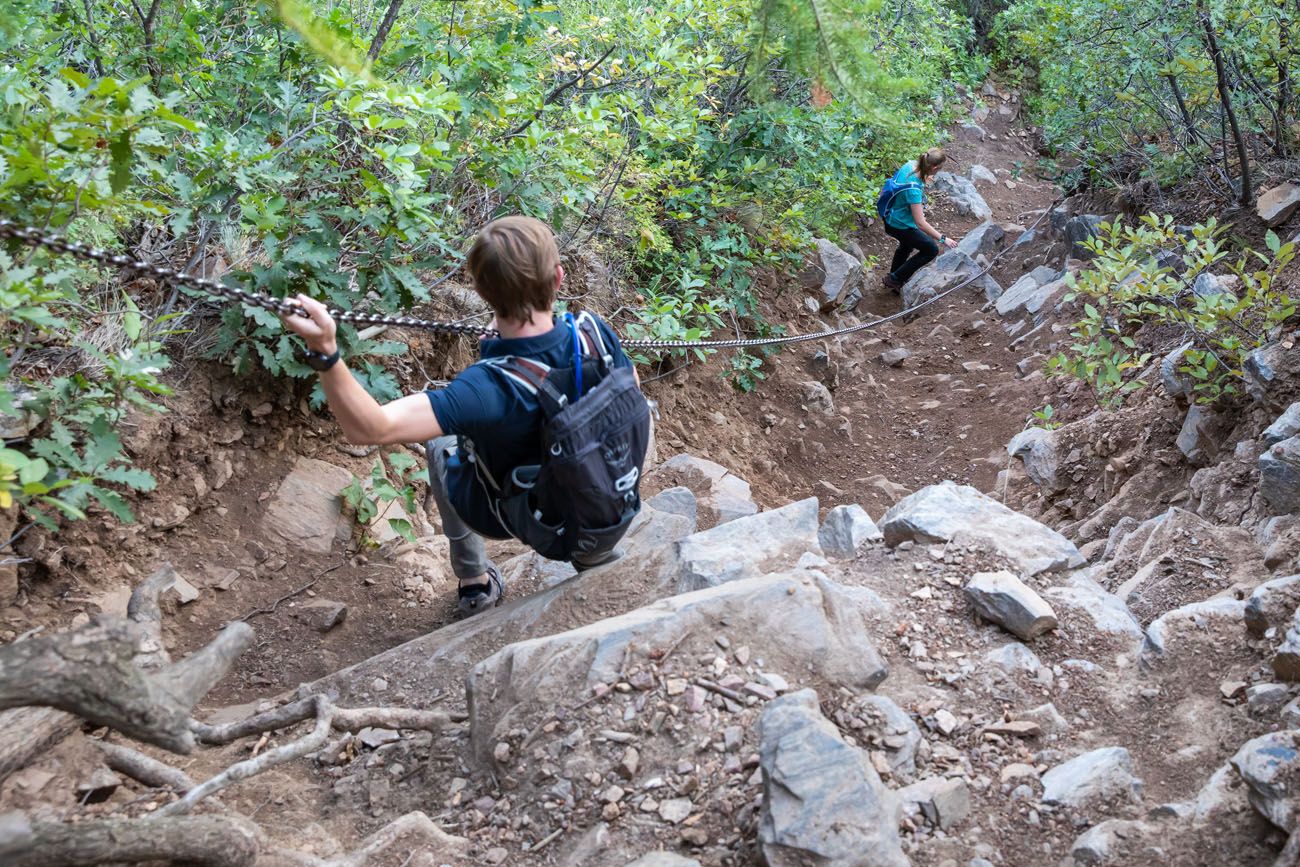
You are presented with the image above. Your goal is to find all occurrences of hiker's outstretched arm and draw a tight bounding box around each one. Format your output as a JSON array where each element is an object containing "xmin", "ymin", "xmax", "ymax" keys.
[
  {"xmin": 282, "ymin": 295, "xmax": 442, "ymax": 445},
  {"xmin": 911, "ymin": 204, "xmax": 958, "ymax": 249}
]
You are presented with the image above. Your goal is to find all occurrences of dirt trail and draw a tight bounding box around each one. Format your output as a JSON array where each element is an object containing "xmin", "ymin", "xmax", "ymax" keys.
[{"xmin": 647, "ymin": 94, "xmax": 1060, "ymax": 518}]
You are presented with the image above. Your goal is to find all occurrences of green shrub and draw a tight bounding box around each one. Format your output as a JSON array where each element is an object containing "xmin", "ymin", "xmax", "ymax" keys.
[{"xmin": 1049, "ymin": 215, "xmax": 1297, "ymax": 407}]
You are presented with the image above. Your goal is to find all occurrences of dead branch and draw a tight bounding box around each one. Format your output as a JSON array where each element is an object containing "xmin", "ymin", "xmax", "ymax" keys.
[
  {"xmin": 93, "ymin": 739, "xmax": 198, "ymax": 792},
  {"xmin": 0, "ymin": 708, "xmax": 77, "ymax": 783},
  {"xmin": 157, "ymin": 695, "xmax": 335, "ymax": 817},
  {"xmin": 0, "ymin": 812, "xmax": 260, "ymax": 867},
  {"xmin": 194, "ymin": 696, "xmax": 465, "ymax": 746},
  {"xmin": 0, "ymin": 614, "xmax": 253, "ymax": 753}
]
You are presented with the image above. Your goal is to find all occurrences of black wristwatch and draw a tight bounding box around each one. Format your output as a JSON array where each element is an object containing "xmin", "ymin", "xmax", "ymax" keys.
[{"xmin": 303, "ymin": 346, "xmax": 341, "ymax": 372}]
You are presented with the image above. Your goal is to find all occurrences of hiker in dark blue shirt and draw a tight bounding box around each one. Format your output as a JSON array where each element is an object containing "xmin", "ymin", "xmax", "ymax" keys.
[
  {"xmin": 283, "ymin": 216, "xmax": 639, "ymax": 618},
  {"xmin": 881, "ymin": 148, "xmax": 959, "ymax": 292}
]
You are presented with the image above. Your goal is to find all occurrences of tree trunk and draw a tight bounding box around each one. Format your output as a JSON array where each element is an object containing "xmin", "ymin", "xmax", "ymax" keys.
[
  {"xmin": 0, "ymin": 813, "xmax": 259, "ymax": 867},
  {"xmin": 367, "ymin": 0, "xmax": 404, "ymax": 61},
  {"xmin": 1278, "ymin": 0, "xmax": 1293, "ymax": 156},
  {"xmin": 1200, "ymin": 0, "xmax": 1254, "ymax": 205}
]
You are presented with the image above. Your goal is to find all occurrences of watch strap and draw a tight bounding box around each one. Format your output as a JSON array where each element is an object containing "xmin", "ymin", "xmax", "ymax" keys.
[{"xmin": 304, "ymin": 347, "xmax": 341, "ymax": 372}]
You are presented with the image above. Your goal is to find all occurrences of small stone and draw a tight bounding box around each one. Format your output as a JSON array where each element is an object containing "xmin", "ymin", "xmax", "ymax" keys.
[
  {"xmin": 881, "ymin": 347, "xmax": 911, "ymax": 367},
  {"xmin": 1000, "ymin": 763, "xmax": 1037, "ymax": 783},
  {"xmin": 1247, "ymin": 683, "xmax": 1291, "ymax": 716},
  {"xmin": 602, "ymin": 802, "xmax": 621, "ymax": 820},
  {"xmin": 76, "ymin": 767, "xmax": 122, "ymax": 804},
  {"xmin": 744, "ymin": 682, "xmax": 778, "ymax": 701},
  {"xmin": 681, "ymin": 827, "xmax": 710, "ymax": 846},
  {"xmin": 484, "ymin": 848, "xmax": 508, "ymax": 866},
  {"xmin": 619, "ymin": 747, "xmax": 641, "ymax": 779},
  {"xmin": 935, "ymin": 709, "xmax": 958, "ymax": 735},
  {"xmin": 684, "ymin": 686, "xmax": 707, "ymax": 713},
  {"xmin": 357, "ymin": 727, "xmax": 400, "ymax": 749},
  {"xmin": 984, "ymin": 720, "xmax": 1041, "ymax": 739},
  {"xmin": 1220, "ymin": 681, "xmax": 1248, "ymax": 700},
  {"xmin": 165, "ymin": 574, "xmax": 201, "ymax": 605},
  {"xmin": 602, "ymin": 785, "xmax": 626, "ymax": 803},
  {"xmin": 724, "ymin": 726, "xmax": 743, "ymax": 753},
  {"xmin": 493, "ymin": 742, "xmax": 512, "ymax": 764},
  {"xmin": 760, "ymin": 672, "xmax": 790, "ymax": 692},
  {"xmin": 659, "ymin": 797, "xmax": 693, "ymax": 823},
  {"xmin": 296, "ymin": 598, "xmax": 347, "ymax": 632},
  {"xmin": 666, "ymin": 678, "xmax": 688, "ymax": 696}
]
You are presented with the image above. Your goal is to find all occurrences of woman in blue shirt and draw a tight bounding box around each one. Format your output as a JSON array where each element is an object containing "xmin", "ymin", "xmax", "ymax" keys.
[{"xmin": 882, "ymin": 148, "xmax": 958, "ymax": 292}]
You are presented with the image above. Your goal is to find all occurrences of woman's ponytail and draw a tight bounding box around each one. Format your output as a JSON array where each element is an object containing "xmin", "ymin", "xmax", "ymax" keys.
[{"xmin": 917, "ymin": 147, "xmax": 947, "ymax": 180}]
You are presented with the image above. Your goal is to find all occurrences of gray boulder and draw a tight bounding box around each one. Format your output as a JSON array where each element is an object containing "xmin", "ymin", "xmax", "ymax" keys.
[
  {"xmin": 968, "ymin": 164, "xmax": 998, "ymax": 185},
  {"xmin": 957, "ymin": 221, "xmax": 1005, "ymax": 258},
  {"xmin": 1257, "ymin": 182, "xmax": 1300, "ymax": 227},
  {"xmin": 1143, "ymin": 598, "xmax": 1245, "ymax": 659},
  {"xmin": 654, "ymin": 454, "xmax": 758, "ymax": 526},
  {"xmin": 468, "ymin": 574, "xmax": 891, "ymax": 764},
  {"xmin": 902, "ymin": 249, "xmax": 1000, "ymax": 309},
  {"xmin": 815, "ymin": 238, "xmax": 864, "ymax": 307},
  {"xmin": 757, "ymin": 689, "xmax": 908, "ymax": 867},
  {"xmin": 994, "ymin": 268, "xmax": 1065, "ymax": 318},
  {"xmin": 964, "ymin": 570, "xmax": 1059, "ymax": 640},
  {"xmin": 1041, "ymin": 747, "xmax": 1141, "ymax": 807},
  {"xmin": 1260, "ymin": 435, "xmax": 1300, "ymax": 515},
  {"xmin": 1007, "ymin": 427, "xmax": 1060, "ymax": 490},
  {"xmin": 1063, "ymin": 215, "xmax": 1105, "ymax": 258},
  {"xmin": 1245, "ymin": 574, "xmax": 1300, "ymax": 637},
  {"xmin": 1245, "ymin": 343, "xmax": 1288, "ymax": 406},
  {"xmin": 897, "ymin": 776, "xmax": 970, "ymax": 830},
  {"xmin": 1274, "ymin": 608, "xmax": 1300, "ymax": 681},
  {"xmin": 819, "ymin": 504, "xmax": 883, "ymax": 559},
  {"xmin": 853, "ymin": 695, "xmax": 922, "ymax": 779},
  {"xmin": 1160, "ymin": 342, "xmax": 1195, "ymax": 402},
  {"xmin": 932, "ymin": 171, "xmax": 993, "ymax": 220},
  {"xmin": 984, "ymin": 641, "xmax": 1044, "ymax": 676},
  {"xmin": 1175, "ymin": 404, "xmax": 1217, "ymax": 465},
  {"xmin": 676, "ymin": 498, "xmax": 821, "ymax": 593},
  {"xmin": 1231, "ymin": 730, "xmax": 1300, "ymax": 830},
  {"xmin": 1265, "ymin": 403, "xmax": 1300, "ymax": 447},
  {"xmin": 646, "ymin": 486, "xmax": 699, "ymax": 530},
  {"xmin": 881, "ymin": 482, "xmax": 1084, "ymax": 575}
]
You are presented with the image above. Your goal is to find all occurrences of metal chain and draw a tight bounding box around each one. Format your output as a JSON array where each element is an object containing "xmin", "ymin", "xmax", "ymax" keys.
[{"xmin": 0, "ymin": 203, "xmax": 1056, "ymax": 351}]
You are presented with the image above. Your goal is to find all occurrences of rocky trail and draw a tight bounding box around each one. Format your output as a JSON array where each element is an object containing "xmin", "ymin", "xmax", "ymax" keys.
[{"xmin": 6, "ymin": 85, "xmax": 1300, "ymax": 867}]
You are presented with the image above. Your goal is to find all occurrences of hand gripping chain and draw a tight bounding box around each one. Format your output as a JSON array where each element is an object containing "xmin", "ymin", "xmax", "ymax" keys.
[{"xmin": 0, "ymin": 206, "xmax": 1054, "ymax": 351}]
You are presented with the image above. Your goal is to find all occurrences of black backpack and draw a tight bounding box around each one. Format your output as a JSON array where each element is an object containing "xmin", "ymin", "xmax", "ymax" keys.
[{"xmin": 463, "ymin": 312, "xmax": 650, "ymax": 563}]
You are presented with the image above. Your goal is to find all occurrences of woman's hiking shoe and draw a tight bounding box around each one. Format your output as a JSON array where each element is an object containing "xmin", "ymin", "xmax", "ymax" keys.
[
  {"xmin": 882, "ymin": 274, "xmax": 902, "ymax": 293},
  {"xmin": 456, "ymin": 564, "xmax": 505, "ymax": 619}
]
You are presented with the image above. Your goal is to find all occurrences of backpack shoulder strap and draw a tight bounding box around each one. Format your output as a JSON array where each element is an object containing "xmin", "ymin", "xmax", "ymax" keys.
[
  {"xmin": 574, "ymin": 311, "xmax": 614, "ymax": 369},
  {"xmin": 479, "ymin": 356, "xmax": 568, "ymax": 416}
]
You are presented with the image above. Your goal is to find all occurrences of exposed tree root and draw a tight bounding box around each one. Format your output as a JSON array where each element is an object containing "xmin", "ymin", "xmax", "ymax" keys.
[{"xmin": 0, "ymin": 812, "xmax": 260, "ymax": 867}]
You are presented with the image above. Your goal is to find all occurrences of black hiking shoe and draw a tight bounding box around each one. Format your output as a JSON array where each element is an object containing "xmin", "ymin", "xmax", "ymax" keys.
[{"xmin": 456, "ymin": 564, "xmax": 505, "ymax": 619}]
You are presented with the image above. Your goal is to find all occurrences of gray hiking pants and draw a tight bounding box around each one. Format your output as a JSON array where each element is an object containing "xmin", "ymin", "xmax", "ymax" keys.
[{"xmin": 427, "ymin": 436, "xmax": 490, "ymax": 581}]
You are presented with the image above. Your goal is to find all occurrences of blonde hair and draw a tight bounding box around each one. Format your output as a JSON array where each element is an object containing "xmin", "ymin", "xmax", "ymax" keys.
[
  {"xmin": 916, "ymin": 147, "xmax": 947, "ymax": 180},
  {"xmin": 466, "ymin": 216, "xmax": 560, "ymax": 323}
]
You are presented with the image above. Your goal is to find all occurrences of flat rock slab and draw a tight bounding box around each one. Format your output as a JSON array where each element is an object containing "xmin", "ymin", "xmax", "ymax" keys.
[
  {"xmin": 467, "ymin": 573, "xmax": 891, "ymax": 766},
  {"xmin": 309, "ymin": 504, "xmax": 695, "ymax": 709},
  {"xmin": 1041, "ymin": 746, "xmax": 1141, "ymax": 808},
  {"xmin": 1143, "ymin": 598, "xmax": 1246, "ymax": 660},
  {"xmin": 1042, "ymin": 572, "xmax": 1142, "ymax": 645},
  {"xmin": 964, "ymin": 570, "xmax": 1058, "ymax": 640},
  {"xmin": 1261, "ymin": 435, "xmax": 1300, "ymax": 515},
  {"xmin": 675, "ymin": 497, "xmax": 821, "ymax": 593},
  {"xmin": 881, "ymin": 482, "xmax": 1083, "ymax": 575},
  {"xmin": 757, "ymin": 689, "xmax": 908, "ymax": 867},
  {"xmin": 263, "ymin": 457, "xmax": 354, "ymax": 554}
]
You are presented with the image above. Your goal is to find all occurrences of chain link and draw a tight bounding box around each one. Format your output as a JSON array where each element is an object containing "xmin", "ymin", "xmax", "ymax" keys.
[{"xmin": 0, "ymin": 205, "xmax": 1056, "ymax": 351}]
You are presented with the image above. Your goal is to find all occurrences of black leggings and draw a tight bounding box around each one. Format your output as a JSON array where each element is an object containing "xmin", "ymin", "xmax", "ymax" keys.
[{"xmin": 885, "ymin": 223, "xmax": 938, "ymax": 284}]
